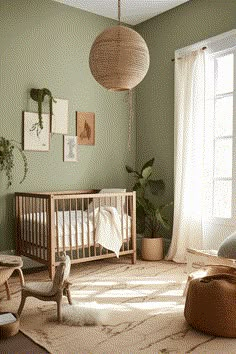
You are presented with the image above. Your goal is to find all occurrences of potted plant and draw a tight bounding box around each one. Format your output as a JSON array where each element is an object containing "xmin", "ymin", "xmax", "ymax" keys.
[
  {"xmin": 0, "ymin": 137, "xmax": 28, "ymax": 188},
  {"xmin": 126, "ymin": 158, "xmax": 172, "ymax": 260}
]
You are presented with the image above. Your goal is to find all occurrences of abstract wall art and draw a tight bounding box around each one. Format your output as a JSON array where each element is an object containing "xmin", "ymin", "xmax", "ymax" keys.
[
  {"xmin": 76, "ymin": 112, "xmax": 95, "ymax": 145},
  {"xmin": 23, "ymin": 112, "xmax": 50, "ymax": 151},
  {"xmin": 63, "ymin": 135, "xmax": 78, "ymax": 162}
]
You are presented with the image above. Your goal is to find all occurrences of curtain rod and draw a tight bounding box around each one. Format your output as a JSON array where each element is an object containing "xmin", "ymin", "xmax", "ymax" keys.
[{"xmin": 171, "ymin": 46, "xmax": 207, "ymax": 62}]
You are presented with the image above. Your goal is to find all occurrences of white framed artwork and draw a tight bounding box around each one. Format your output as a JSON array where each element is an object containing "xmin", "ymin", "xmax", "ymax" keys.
[
  {"xmin": 51, "ymin": 98, "xmax": 68, "ymax": 134},
  {"xmin": 23, "ymin": 112, "xmax": 50, "ymax": 151},
  {"xmin": 63, "ymin": 135, "xmax": 78, "ymax": 162}
]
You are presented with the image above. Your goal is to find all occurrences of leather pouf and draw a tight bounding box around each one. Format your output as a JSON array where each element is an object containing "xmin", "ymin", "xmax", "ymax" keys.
[{"xmin": 184, "ymin": 273, "xmax": 236, "ymax": 337}]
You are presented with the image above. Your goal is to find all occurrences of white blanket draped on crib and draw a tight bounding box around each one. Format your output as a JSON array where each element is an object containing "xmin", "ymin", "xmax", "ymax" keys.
[{"xmin": 94, "ymin": 207, "xmax": 122, "ymax": 257}]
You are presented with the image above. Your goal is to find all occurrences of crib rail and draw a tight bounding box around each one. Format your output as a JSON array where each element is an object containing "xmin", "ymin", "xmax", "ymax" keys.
[
  {"xmin": 15, "ymin": 191, "xmax": 136, "ymax": 278},
  {"xmin": 15, "ymin": 193, "xmax": 51, "ymax": 264}
]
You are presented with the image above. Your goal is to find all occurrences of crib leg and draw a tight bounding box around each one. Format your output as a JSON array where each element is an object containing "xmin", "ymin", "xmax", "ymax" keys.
[
  {"xmin": 132, "ymin": 251, "xmax": 137, "ymax": 264},
  {"xmin": 49, "ymin": 264, "xmax": 55, "ymax": 279}
]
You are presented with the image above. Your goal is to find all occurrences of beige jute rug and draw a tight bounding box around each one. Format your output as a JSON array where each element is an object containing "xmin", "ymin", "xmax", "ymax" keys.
[{"xmin": 1, "ymin": 258, "xmax": 236, "ymax": 354}]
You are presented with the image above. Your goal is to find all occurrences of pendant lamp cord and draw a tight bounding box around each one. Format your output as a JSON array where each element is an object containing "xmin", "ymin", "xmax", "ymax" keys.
[
  {"xmin": 128, "ymin": 89, "xmax": 134, "ymax": 151},
  {"xmin": 118, "ymin": 0, "xmax": 121, "ymax": 25}
]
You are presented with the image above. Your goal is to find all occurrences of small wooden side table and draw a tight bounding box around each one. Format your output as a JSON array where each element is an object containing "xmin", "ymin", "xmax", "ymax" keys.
[{"xmin": 0, "ymin": 255, "xmax": 24, "ymax": 300}]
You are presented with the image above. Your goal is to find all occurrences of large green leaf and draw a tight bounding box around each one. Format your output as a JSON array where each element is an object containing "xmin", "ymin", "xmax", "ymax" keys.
[
  {"xmin": 148, "ymin": 179, "xmax": 165, "ymax": 195},
  {"xmin": 125, "ymin": 165, "xmax": 141, "ymax": 177},
  {"xmin": 125, "ymin": 165, "xmax": 136, "ymax": 174},
  {"xmin": 156, "ymin": 210, "xmax": 170, "ymax": 230},
  {"xmin": 139, "ymin": 177, "xmax": 146, "ymax": 186},
  {"xmin": 142, "ymin": 166, "xmax": 152, "ymax": 179},
  {"xmin": 137, "ymin": 196, "xmax": 155, "ymax": 216},
  {"xmin": 159, "ymin": 201, "xmax": 173, "ymax": 211},
  {"xmin": 141, "ymin": 158, "xmax": 155, "ymax": 174}
]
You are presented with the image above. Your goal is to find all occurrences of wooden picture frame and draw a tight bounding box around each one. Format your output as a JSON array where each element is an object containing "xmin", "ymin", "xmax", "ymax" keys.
[
  {"xmin": 23, "ymin": 112, "xmax": 50, "ymax": 151},
  {"xmin": 76, "ymin": 112, "xmax": 95, "ymax": 145},
  {"xmin": 63, "ymin": 135, "xmax": 77, "ymax": 162},
  {"xmin": 51, "ymin": 98, "xmax": 69, "ymax": 134}
]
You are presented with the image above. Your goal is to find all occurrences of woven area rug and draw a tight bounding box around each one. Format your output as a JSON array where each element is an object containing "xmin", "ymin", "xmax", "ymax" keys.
[{"xmin": 1, "ymin": 258, "xmax": 236, "ymax": 353}]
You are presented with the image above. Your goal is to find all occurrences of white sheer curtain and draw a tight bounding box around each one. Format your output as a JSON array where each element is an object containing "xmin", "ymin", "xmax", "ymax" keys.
[{"xmin": 166, "ymin": 49, "xmax": 205, "ymax": 263}]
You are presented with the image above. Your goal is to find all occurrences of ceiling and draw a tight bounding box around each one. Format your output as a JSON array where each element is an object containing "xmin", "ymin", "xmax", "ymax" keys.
[{"xmin": 53, "ymin": 0, "xmax": 189, "ymax": 26}]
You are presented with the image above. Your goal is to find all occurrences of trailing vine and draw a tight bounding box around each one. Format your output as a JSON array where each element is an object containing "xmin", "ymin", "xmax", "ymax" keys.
[
  {"xmin": 0, "ymin": 137, "xmax": 28, "ymax": 188},
  {"xmin": 30, "ymin": 88, "xmax": 56, "ymax": 135}
]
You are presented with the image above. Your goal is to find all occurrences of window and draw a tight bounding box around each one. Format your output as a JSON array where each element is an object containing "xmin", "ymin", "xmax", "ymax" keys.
[{"xmin": 205, "ymin": 47, "xmax": 235, "ymax": 222}]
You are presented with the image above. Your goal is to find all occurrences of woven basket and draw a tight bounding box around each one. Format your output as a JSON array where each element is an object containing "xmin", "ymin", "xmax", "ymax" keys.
[
  {"xmin": 0, "ymin": 312, "xmax": 19, "ymax": 339},
  {"xmin": 89, "ymin": 25, "xmax": 150, "ymax": 91}
]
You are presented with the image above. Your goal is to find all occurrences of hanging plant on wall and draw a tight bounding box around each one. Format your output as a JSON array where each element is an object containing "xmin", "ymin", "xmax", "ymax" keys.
[
  {"xmin": 30, "ymin": 88, "xmax": 56, "ymax": 135},
  {"xmin": 0, "ymin": 137, "xmax": 28, "ymax": 188}
]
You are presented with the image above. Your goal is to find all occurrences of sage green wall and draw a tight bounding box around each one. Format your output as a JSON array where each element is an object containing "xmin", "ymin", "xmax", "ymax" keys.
[
  {"xmin": 0, "ymin": 0, "xmax": 135, "ymax": 250},
  {"xmin": 134, "ymin": 0, "xmax": 236, "ymax": 236}
]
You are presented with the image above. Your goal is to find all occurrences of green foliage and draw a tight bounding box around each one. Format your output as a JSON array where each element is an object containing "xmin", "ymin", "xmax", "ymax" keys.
[
  {"xmin": 126, "ymin": 158, "xmax": 173, "ymax": 238},
  {"xmin": 30, "ymin": 88, "xmax": 56, "ymax": 135},
  {"xmin": 0, "ymin": 137, "xmax": 28, "ymax": 188}
]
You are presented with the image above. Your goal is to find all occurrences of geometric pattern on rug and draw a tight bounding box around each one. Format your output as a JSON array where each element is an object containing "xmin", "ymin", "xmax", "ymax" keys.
[{"xmin": 1, "ymin": 258, "xmax": 236, "ymax": 354}]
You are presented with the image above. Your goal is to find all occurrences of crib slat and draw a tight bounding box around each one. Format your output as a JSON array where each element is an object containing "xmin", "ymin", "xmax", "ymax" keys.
[
  {"xmin": 24, "ymin": 197, "xmax": 28, "ymax": 253},
  {"xmin": 62, "ymin": 199, "xmax": 65, "ymax": 252},
  {"xmin": 33, "ymin": 197, "xmax": 37, "ymax": 258},
  {"xmin": 25, "ymin": 197, "xmax": 29, "ymax": 254},
  {"xmin": 131, "ymin": 193, "xmax": 137, "ymax": 263},
  {"xmin": 81, "ymin": 199, "xmax": 85, "ymax": 258},
  {"xmin": 30, "ymin": 198, "xmax": 33, "ymax": 255},
  {"xmin": 42, "ymin": 199, "xmax": 45, "ymax": 260},
  {"xmin": 99, "ymin": 198, "xmax": 102, "ymax": 255},
  {"xmin": 15, "ymin": 196, "xmax": 20, "ymax": 255},
  {"xmin": 55, "ymin": 199, "xmax": 59, "ymax": 255},
  {"xmin": 126, "ymin": 195, "xmax": 129, "ymax": 251},
  {"xmin": 121, "ymin": 195, "xmax": 124, "ymax": 252},
  {"xmin": 92, "ymin": 200, "xmax": 96, "ymax": 257},
  {"xmin": 48, "ymin": 195, "xmax": 55, "ymax": 278},
  {"xmin": 75, "ymin": 199, "xmax": 79, "ymax": 259},
  {"xmin": 34, "ymin": 199, "xmax": 39, "ymax": 258},
  {"xmin": 87, "ymin": 198, "xmax": 91, "ymax": 257},
  {"xmin": 105, "ymin": 196, "xmax": 108, "ymax": 255},
  {"xmin": 69, "ymin": 199, "xmax": 73, "ymax": 260}
]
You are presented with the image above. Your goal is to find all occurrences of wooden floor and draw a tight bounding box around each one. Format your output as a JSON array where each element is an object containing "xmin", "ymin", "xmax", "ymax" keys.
[{"xmin": 0, "ymin": 331, "xmax": 49, "ymax": 353}]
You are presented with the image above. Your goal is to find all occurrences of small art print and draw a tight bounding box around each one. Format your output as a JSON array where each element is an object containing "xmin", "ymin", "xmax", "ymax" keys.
[
  {"xmin": 52, "ymin": 98, "xmax": 69, "ymax": 135},
  {"xmin": 77, "ymin": 112, "xmax": 95, "ymax": 145},
  {"xmin": 64, "ymin": 135, "xmax": 77, "ymax": 162},
  {"xmin": 23, "ymin": 112, "xmax": 50, "ymax": 151}
]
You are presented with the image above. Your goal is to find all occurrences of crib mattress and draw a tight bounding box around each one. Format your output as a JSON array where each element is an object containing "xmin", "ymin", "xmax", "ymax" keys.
[{"xmin": 22, "ymin": 210, "xmax": 132, "ymax": 248}]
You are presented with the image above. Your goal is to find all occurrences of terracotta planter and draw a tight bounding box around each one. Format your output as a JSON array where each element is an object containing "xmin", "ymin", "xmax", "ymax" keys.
[{"xmin": 141, "ymin": 237, "xmax": 163, "ymax": 261}]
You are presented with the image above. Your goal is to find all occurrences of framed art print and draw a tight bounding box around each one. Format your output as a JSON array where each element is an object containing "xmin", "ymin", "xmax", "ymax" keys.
[
  {"xmin": 51, "ymin": 98, "xmax": 69, "ymax": 134},
  {"xmin": 23, "ymin": 112, "xmax": 50, "ymax": 151},
  {"xmin": 64, "ymin": 135, "xmax": 77, "ymax": 162},
  {"xmin": 76, "ymin": 112, "xmax": 95, "ymax": 145}
]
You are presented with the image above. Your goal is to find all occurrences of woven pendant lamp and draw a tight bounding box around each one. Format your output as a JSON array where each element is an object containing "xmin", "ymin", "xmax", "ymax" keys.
[{"xmin": 89, "ymin": 0, "xmax": 150, "ymax": 91}]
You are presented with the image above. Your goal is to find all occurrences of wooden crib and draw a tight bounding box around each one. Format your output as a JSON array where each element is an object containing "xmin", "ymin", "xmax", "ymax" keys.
[{"xmin": 15, "ymin": 190, "xmax": 136, "ymax": 278}]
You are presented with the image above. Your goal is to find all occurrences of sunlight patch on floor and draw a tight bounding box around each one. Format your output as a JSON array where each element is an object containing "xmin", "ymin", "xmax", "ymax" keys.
[
  {"xmin": 127, "ymin": 301, "xmax": 178, "ymax": 310},
  {"xmin": 72, "ymin": 290, "xmax": 97, "ymax": 297},
  {"xmin": 76, "ymin": 281, "xmax": 117, "ymax": 286},
  {"xmin": 96, "ymin": 289, "xmax": 155, "ymax": 298},
  {"xmin": 126, "ymin": 279, "xmax": 176, "ymax": 285},
  {"xmin": 159, "ymin": 289, "xmax": 184, "ymax": 296},
  {"xmin": 76, "ymin": 302, "xmax": 131, "ymax": 311}
]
